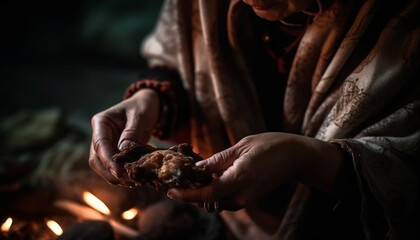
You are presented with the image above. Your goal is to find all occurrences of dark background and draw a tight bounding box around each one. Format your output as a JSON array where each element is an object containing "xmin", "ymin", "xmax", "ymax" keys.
[{"xmin": 0, "ymin": 0, "xmax": 164, "ymax": 131}]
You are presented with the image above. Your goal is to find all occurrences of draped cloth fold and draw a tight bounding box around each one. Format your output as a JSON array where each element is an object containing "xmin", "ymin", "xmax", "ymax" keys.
[{"xmin": 141, "ymin": 0, "xmax": 420, "ymax": 239}]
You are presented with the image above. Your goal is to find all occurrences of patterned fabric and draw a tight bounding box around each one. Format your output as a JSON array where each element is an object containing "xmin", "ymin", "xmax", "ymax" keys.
[{"xmin": 140, "ymin": 0, "xmax": 420, "ymax": 239}]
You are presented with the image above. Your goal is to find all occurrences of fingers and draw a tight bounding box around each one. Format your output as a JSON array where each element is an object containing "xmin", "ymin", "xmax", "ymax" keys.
[
  {"xmin": 91, "ymin": 113, "xmax": 127, "ymax": 179},
  {"xmin": 89, "ymin": 144, "xmax": 120, "ymax": 185},
  {"xmin": 92, "ymin": 136, "xmax": 126, "ymax": 176},
  {"xmin": 89, "ymin": 144, "xmax": 134, "ymax": 186},
  {"xmin": 196, "ymin": 146, "xmax": 239, "ymax": 173},
  {"xmin": 89, "ymin": 97, "xmax": 156, "ymax": 185},
  {"xmin": 168, "ymin": 147, "xmax": 247, "ymax": 211},
  {"xmin": 167, "ymin": 184, "xmax": 221, "ymax": 203},
  {"xmin": 117, "ymin": 89, "xmax": 159, "ymax": 149},
  {"xmin": 167, "ymin": 186, "xmax": 244, "ymax": 212},
  {"xmin": 118, "ymin": 110, "xmax": 152, "ymax": 150},
  {"xmin": 167, "ymin": 165, "xmax": 247, "ymax": 211}
]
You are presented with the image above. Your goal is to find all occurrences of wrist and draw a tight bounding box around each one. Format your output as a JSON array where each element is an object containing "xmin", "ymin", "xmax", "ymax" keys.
[{"xmin": 300, "ymin": 138, "xmax": 344, "ymax": 194}]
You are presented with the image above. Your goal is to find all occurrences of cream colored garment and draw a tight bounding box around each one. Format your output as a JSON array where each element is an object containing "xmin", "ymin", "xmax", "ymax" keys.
[{"xmin": 141, "ymin": 0, "xmax": 420, "ymax": 239}]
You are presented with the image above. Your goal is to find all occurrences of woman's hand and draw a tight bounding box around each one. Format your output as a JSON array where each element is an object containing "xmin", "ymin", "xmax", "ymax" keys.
[
  {"xmin": 167, "ymin": 132, "xmax": 344, "ymax": 211},
  {"xmin": 88, "ymin": 89, "xmax": 160, "ymax": 186}
]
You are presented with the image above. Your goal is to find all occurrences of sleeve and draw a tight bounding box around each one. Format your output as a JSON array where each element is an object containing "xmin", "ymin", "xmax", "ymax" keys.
[{"xmin": 331, "ymin": 101, "xmax": 420, "ymax": 239}]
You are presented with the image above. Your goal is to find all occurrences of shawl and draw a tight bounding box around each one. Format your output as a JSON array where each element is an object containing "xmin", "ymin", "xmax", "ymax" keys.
[{"xmin": 141, "ymin": 0, "xmax": 420, "ymax": 239}]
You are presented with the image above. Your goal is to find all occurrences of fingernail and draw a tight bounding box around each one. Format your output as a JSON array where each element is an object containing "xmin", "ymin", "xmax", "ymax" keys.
[
  {"xmin": 110, "ymin": 168, "xmax": 118, "ymax": 178},
  {"xmin": 118, "ymin": 140, "xmax": 131, "ymax": 151},
  {"xmin": 167, "ymin": 191, "xmax": 174, "ymax": 199},
  {"xmin": 195, "ymin": 160, "xmax": 207, "ymax": 168}
]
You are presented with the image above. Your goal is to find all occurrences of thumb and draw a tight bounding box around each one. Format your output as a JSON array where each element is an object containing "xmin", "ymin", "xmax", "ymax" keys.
[
  {"xmin": 197, "ymin": 146, "xmax": 238, "ymax": 173},
  {"xmin": 118, "ymin": 114, "xmax": 151, "ymax": 150}
]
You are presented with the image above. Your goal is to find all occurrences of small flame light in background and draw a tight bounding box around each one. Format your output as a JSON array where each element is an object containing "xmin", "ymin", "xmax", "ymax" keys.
[
  {"xmin": 1, "ymin": 191, "xmax": 140, "ymax": 238},
  {"xmin": 1, "ymin": 217, "xmax": 13, "ymax": 232},
  {"xmin": 46, "ymin": 219, "xmax": 63, "ymax": 236},
  {"xmin": 83, "ymin": 191, "xmax": 111, "ymax": 215},
  {"xmin": 121, "ymin": 208, "xmax": 138, "ymax": 220}
]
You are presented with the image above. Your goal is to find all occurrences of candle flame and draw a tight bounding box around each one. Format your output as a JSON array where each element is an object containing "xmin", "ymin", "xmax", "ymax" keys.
[
  {"xmin": 121, "ymin": 208, "xmax": 138, "ymax": 220},
  {"xmin": 54, "ymin": 200, "xmax": 141, "ymax": 239},
  {"xmin": 83, "ymin": 191, "xmax": 111, "ymax": 215},
  {"xmin": 1, "ymin": 217, "xmax": 12, "ymax": 232},
  {"xmin": 46, "ymin": 220, "xmax": 63, "ymax": 236}
]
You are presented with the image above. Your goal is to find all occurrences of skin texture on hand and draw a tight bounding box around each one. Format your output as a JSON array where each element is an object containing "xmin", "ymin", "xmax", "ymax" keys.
[
  {"xmin": 167, "ymin": 132, "xmax": 344, "ymax": 211},
  {"xmin": 88, "ymin": 89, "xmax": 160, "ymax": 185}
]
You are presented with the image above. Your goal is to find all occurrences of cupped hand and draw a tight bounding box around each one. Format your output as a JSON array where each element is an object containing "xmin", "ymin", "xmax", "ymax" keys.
[
  {"xmin": 167, "ymin": 132, "xmax": 344, "ymax": 211},
  {"xmin": 89, "ymin": 89, "xmax": 160, "ymax": 185}
]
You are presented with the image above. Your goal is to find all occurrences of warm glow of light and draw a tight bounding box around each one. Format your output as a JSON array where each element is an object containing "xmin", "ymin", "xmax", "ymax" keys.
[
  {"xmin": 83, "ymin": 191, "xmax": 111, "ymax": 215},
  {"xmin": 1, "ymin": 217, "xmax": 12, "ymax": 232},
  {"xmin": 121, "ymin": 208, "xmax": 138, "ymax": 220},
  {"xmin": 46, "ymin": 220, "xmax": 63, "ymax": 236}
]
